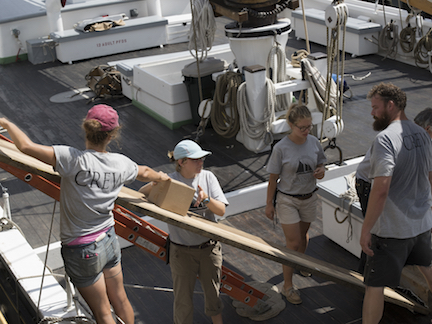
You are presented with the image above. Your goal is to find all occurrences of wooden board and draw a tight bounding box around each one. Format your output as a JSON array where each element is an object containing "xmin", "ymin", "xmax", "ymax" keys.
[{"xmin": 0, "ymin": 138, "xmax": 428, "ymax": 315}]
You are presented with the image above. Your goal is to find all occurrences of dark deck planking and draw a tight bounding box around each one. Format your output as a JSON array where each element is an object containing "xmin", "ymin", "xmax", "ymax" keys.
[{"xmin": 0, "ymin": 15, "xmax": 432, "ymax": 323}]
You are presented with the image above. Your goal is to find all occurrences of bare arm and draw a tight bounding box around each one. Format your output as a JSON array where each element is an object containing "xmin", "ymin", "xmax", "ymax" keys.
[
  {"xmin": 360, "ymin": 176, "xmax": 391, "ymax": 256},
  {"xmin": 136, "ymin": 165, "xmax": 170, "ymax": 183},
  {"xmin": 195, "ymin": 185, "xmax": 226, "ymax": 216},
  {"xmin": 0, "ymin": 118, "xmax": 56, "ymax": 166},
  {"xmin": 265, "ymin": 173, "xmax": 279, "ymax": 220}
]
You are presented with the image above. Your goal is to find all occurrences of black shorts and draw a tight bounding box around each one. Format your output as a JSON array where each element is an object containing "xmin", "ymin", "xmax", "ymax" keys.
[{"xmin": 364, "ymin": 230, "xmax": 432, "ymax": 288}]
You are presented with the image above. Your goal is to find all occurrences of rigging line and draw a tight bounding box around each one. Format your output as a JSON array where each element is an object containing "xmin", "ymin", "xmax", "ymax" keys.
[
  {"xmin": 37, "ymin": 200, "xmax": 58, "ymax": 319},
  {"xmin": 203, "ymin": 140, "xmax": 270, "ymax": 190},
  {"xmin": 300, "ymin": 0, "xmax": 311, "ymax": 53},
  {"xmin": 189, "ymin": 0, "xmax": 203, "ymax": 104}
]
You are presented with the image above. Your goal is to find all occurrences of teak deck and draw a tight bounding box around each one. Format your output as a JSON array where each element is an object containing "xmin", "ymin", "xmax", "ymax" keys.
[{"xmin": 0, "ymin": 15, "xmax": 432, "ymax": 323}]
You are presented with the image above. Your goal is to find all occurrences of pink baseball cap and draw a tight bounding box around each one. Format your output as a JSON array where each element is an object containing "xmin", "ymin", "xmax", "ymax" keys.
[{"xmin": 85, "ymin": 104, "xmax": 119, "ymax": 131}]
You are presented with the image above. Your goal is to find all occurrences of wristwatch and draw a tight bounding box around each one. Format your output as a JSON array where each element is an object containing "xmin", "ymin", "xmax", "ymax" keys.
[{"xmin": 202, "ymin": 197, "xmax": 210, "ymax": 205}]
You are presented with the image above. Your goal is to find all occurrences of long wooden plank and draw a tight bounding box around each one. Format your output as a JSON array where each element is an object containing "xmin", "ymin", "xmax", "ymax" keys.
[
  {"xmin": 399, "ymin": 0, "xmax": 432, "ymax": 15},
  {"xmin": 116, "ymin": 187, "xmax": 427, "ymax": 314},
  {"xmin": 0, "ymin": 138, "xmax": 428, "ymax": 315}
]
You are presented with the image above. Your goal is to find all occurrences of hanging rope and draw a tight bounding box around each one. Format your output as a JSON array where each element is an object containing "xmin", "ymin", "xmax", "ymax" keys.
[
  {"xmin": 321, "ymin": 2, "xmax": 347, "ymax": 141},
  {"xmin": 237, "ymin": 78, "xmax": 276, "ymax": 146},
  {"xmin": 266, "ymin": 36, "xmax": 291, "ymax": 111},
  {"xmin": 413, "ymin": 28, "xmax": 432, "ymax": 69},
  {"xmin": 188, "ymin": 0, "xmax": 216, "ymax": 62},
  {"xmin": 211, "ymin": 71, "xmax": 243, "ymax": 138},
  {"xmin": 300, "ymin": 0, "xmax": 311, "ymax": 53},
  {"xmin": 378, "ymin": 21, "xmax": 399, "ymax": 58},
  {"xmin": 37, "ymin": 201, "xmax": 58, "ymax": 317},
  {"xmin": 399, "ymin": 24, "xmax": 417, "ymax": 53},
  {"xmin": 336, "ymin": 172, "xmax": 360, "ymax": 243}
]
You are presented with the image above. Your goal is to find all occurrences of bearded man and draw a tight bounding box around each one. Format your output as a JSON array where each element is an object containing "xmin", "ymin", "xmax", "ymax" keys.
[{"xmin": 360, "ymin": 83, "xmax": 432, "ymax": 323}]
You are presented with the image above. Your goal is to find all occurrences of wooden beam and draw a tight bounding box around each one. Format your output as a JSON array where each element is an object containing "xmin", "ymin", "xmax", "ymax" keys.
[
  {"xmin": 0, "ymin": 138, "xmax": 428, "ymax": 315},
  {"xmin": 210, "ymin": 1, "xmax": 249, "ymax": 23},
  {"xmin": 399, "ymin": 0, "xmax": 432, "ymax": 15}
]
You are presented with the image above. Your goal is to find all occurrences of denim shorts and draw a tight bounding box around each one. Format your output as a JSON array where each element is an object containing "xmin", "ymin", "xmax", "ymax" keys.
[{"xmin": 61, "ymin": 226, "xmax": 121, "ymax": 288}]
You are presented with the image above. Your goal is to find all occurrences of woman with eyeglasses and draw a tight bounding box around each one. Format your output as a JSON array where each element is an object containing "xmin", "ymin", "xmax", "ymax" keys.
[
  {"xmin": 139, "ymin": 139, "xmax": 228, "ymax": 324},
  {"xmin": 265, "ymin": 103, "xmax": 326, "ymax": 305}
]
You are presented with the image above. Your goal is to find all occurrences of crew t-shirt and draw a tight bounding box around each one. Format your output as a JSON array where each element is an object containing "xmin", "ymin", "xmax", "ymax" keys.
[
  {"xmin": 168, "ymin": 170, "xmax": 228, "ymax": 246},
  {"xmin": 266, "ymin": 135, "xmax": 326, "ymax": 195},
  {"xmin": 53, "ymin": 145, "xmax": 138, "ymax": 244},
  {"xmin": 369, "ymin": 120, "xmax": 432, "ymax": 238}
]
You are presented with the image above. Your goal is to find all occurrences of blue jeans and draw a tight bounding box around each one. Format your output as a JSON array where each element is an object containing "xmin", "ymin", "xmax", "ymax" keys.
[{"xmin": 61, "ymin": 226, "xmax": 121, "ymax": 288}]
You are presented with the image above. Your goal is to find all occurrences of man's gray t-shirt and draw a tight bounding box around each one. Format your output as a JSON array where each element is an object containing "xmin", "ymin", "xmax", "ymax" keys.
[
  {"xmin": 356, "ymin": 148, "xmax": 371, "ymax": 183},
  {"xmin": 369, "ymin": 120, "xmax": 432, "ymax": 238},
  {"xmin": 266, "ymin": 135, "xmax": 327, "ymax": 195},
  {"xmin": 167, "ymin": 170, "xmax": 228, "ymax": 246},
  {"xmin": 54, "ymin": 146, "xmax": 138, "ymax": 244}
]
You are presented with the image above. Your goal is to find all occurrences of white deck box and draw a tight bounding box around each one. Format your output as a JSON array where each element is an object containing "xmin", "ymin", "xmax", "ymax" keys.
[
  {"xmin": 318, "ymin": 175, "xmax": 363, "ymax": 258},
  {"xmin": 291, "ymin": 8, "xmax": 381, "ymax": 57},
  {"xmin": 111, "ymin": 44, "xmax": 234, "ymax": 129},
  {"xmin": 51, "ymin": 16, "xmax": 168, "ymax": 63}
]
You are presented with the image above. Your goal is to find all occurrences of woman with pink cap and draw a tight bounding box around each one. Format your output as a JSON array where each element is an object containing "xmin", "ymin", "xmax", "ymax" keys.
[{"xmin": 0, "ymin": 104, "xmax": 170, "ymax": 324}]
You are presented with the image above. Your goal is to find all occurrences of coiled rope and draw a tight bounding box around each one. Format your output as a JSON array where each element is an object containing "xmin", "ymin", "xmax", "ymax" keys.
[
  {"xmin": 188, "ymin": 0, "xmax": 216, "ymax": 62},
  {"xmin": 379, "ymin": 21, "xmax": 399, "ymax": 58},
  {"xmin": 242, "ymin": 0, "xmax": 290, "ymax": 19},
  {"xmin": 413, "ymin": 28, "xmax": 432, "ymax": 70},
  {"xmin": 237, "ymin": 78, "xmax": 276, "ymax": 148},
  {"xmin": 211, "ymin": 71, "xmax": 243, "ymax": 138},
  {"xmin": 399, "ymin": 24, "xmax": 417, "ymax": 53}
]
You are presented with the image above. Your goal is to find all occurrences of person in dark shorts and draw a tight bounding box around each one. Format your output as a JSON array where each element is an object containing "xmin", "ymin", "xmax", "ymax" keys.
[{"xmin": 360, "ymin": 84, "xmax": 432, "ymax": 324}]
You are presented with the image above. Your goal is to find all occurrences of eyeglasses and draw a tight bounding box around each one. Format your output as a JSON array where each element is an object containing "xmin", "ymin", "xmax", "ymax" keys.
[
  {"xmin": 189, "ymin": 157, "xmax": 206, "ymax": 162},
  {"xmin": 294, "ymin": 124, "xmax": 313, "ymax": 132}
]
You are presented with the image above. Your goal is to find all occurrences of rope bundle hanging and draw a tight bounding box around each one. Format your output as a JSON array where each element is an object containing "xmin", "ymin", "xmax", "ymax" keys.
[
  {"xmin": 336, "ymin": 171, "xmax": 359, "ymax": 243},
  {"xmin": 211, "ymin": 71, "xmax": 243, "ymax": 138},
  {"xmin": 237, "ymin": 78, "xmax": 276, "ymax": 147},
  {"xmin": 399, "ymin": 24, "xmax": 417, "ymax": 53},
  {"xmin": 266, "ymin": 37, "xmax": 291, "ymax": 112},
  {"xmin": 188, "ymin": 0, "xmax": 217, "ymax": 61},
  {"xmin": 378, "ymin": 21, "xmax": 399, "ymax": 58},
  {"xmin": 413, "ymin": 28, "xmax": 432, "ymax": 69}
]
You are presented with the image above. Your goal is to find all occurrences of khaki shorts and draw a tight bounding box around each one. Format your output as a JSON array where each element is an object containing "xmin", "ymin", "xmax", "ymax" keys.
[{"xmin": 275, "ymin": 191, "xmax": 318, "ymax": 225}]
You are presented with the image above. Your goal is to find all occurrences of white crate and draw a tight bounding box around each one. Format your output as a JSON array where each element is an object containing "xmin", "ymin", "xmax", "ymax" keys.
[{"xmin": 318, "ymin": 176, "xmax": 363, "ymax": 258}]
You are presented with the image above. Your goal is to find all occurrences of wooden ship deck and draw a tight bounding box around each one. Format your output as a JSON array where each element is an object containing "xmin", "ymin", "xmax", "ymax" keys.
[{"xmin": 0, "ymin": 15, "xmax": 432, "ymax": 324}]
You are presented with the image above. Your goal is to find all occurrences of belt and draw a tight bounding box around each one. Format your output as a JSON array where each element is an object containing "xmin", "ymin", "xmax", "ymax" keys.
[
  {"xmin": 171, "ymin": 240, "xmax": 216, "ymax": 249},
  {"xmin": 279, "ymin": 188, "xmax": 318, "ymax": 200}
]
